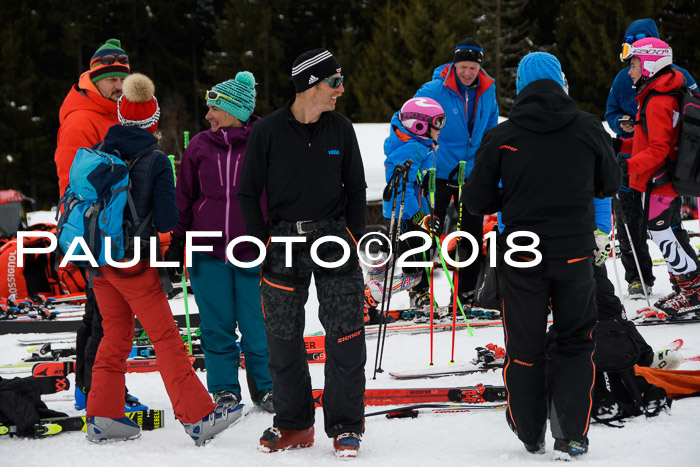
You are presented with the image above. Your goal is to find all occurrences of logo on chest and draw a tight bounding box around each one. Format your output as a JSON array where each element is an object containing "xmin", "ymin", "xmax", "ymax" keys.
[{"xmin": 328, "ymin": 149, "xmax": 341, "ymax": 156}]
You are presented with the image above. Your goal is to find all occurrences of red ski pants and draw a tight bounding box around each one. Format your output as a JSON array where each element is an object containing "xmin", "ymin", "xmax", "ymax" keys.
[{"xmin": 87, "ymin": 262, "xmax": 215, "ymax": 423}]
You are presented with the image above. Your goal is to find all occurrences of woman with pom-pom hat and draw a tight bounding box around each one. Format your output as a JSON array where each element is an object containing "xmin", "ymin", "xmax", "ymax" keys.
[
  {"xmin": 86, "ymin": 73, "xmax": 242, "ymax": 445},
  {"xmin": 165, "ymin": 72, "xmax": 274, "ymax": 413}
]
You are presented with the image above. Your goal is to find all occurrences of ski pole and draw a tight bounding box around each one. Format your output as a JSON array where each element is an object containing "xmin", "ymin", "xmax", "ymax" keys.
[
  {"xmin": 609, "ymin": 204, "xmax": 625, "ymax": 305},
  {"xmin": 613, "ymin": 194, "xmax": 652, "ymax": 310},
  {"xmin": 426, "ymin": 168, "xmax": 437, "ymax": 366},
  {"xmin": 450, "ymin": 161, "xmax": 466, "ymax": 363},
  {"xmin": 373, "ymin": 162, "xmax": 406, "ymax": 378},
  {"xmin": 168, "ymin": 131, "xmax": 193, "ymax": 355},
  {"xmin": 376, "ymin": 161, "xmax": 413, "ymax": 375}
]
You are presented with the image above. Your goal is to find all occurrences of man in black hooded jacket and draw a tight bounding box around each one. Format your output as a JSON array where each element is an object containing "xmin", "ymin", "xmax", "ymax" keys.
[{"xmin": 464, "ymin": 52, "xmax": 621, "ymax": 459}]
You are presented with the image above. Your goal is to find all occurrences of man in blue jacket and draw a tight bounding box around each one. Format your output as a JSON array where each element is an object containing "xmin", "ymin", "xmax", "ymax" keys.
[
  {"xmin": 605, "ymin": 18, "xmax": 697, "ymax": 302},
  {"xmin": 413, "ymin": 38, "xmax": 499, "ymax": 308}
]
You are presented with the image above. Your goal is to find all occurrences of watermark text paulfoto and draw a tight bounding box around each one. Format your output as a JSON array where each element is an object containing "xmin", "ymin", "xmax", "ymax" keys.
[{"xmin": 15, "ymin": 230, "xmax": 542, "ymax": 268}]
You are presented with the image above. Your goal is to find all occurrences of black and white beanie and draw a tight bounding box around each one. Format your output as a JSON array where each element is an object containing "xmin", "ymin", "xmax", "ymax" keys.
[{"xmin": 291, "ymin": 49, "xmax": 341, "ymax": 93}]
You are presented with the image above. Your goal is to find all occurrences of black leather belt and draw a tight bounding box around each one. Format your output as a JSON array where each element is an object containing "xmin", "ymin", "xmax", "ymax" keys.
[{"xmin": 292, "ymin": 219, "xmax": 328, "ymax": 234}]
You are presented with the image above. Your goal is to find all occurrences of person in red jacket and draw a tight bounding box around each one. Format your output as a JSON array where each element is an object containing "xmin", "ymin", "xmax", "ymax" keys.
[
  {"xmin": 54, "ymin": 39, "xmax": 141, "ymax": 412},
  {"xmin": 617, "ymin": 37, "xmax": 700, "ymax": 316}
]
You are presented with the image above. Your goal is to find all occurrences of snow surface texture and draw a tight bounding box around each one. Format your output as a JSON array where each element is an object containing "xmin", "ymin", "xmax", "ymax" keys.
[{"xmin": 3, "ymin": 223, "xmax": 700, "ymax": 466}]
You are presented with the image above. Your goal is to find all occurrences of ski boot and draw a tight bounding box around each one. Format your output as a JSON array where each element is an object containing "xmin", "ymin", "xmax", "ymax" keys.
[
  {"xmin": 182, "ymin": 403, "xmax": 244, "ymax": 446},
  {"xmin": 363, "ymin": 284, "xmax": 396, "ymax": 325},
  {"xmin": 125, "ymin": 392, "xmax": 149, "ymax": 412}
]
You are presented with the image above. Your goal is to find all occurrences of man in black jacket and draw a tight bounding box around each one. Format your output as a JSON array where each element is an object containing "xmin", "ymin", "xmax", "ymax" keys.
[
  {"xmin": 239, "ymin": 49, "xmax": 367, "ymax": 459},
  {"xmin": 464, "ymin": 52, "xmax": 621, "ymax": 459}
]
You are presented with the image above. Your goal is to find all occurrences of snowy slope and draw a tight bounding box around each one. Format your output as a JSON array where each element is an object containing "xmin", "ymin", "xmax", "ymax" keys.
[{"xmin": 2, "ymin": 229, "xmax": 700, "ymax": 466}]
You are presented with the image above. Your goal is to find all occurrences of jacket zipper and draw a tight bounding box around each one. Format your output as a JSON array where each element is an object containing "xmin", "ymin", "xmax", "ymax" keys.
[
  {"xmin": 233, "ymin": 153, "xmax": 240, "ymax": 187},
  {"xmin": 223, "ymin": 132, "xmax": 232, "ymax": 263},
  {"xmin": 217, "ymin": 154, "xmax": 224, "ymax": 186}
]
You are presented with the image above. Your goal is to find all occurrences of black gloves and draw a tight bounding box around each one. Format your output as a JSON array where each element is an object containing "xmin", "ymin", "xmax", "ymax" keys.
[
  {"xmin": 611, "ymin": 137, "xmax": 623, "ymax": 154},
  {"xmin": 618, "ymin": 156, "xmax": 629, "ymax": 175},
  {"xmin": 164, "ymin": 234, "xmax": 186, "ymax": 281},
  {"xmin": 412, "ymin": 212, "xmax": 441, "ymax": 236}
]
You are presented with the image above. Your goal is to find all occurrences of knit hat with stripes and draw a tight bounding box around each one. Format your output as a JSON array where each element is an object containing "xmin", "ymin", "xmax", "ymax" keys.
[
  {"xmin": 291, "ymin": 49, "xmax": 341, "ymax": 93},
  {"xmin": 89, "ymin": 38, "xmax": 130, "ymax": 83}
]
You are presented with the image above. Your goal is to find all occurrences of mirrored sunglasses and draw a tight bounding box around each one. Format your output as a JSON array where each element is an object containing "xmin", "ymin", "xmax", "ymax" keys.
[
  {"xmin": 624, "ymin": 33, "xmax": 648, "ymax": 44},
  {"xmin": 321, "ymin": 76, "xmax": 344, "ymax": 89},
  {"xmin": 97, "ymin": 54, "xmax": 129, "ymax": 65}
]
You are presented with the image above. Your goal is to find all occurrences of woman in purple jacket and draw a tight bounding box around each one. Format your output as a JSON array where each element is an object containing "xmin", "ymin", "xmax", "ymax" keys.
[{"xmin": 166, "ymin": 72, "xmax": 273, "ymax": 412}]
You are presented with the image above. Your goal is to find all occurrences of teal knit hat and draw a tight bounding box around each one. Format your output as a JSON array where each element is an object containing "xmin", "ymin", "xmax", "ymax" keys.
[{"xmin": 207, "ymin": 72, "xmax": 256, "ymax": 123}]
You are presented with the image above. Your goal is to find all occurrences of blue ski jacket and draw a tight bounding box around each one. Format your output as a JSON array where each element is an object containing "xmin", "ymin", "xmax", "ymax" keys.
[{"xmin": 414, "ymin": 64, "xmax": 499, "ymax": 180}]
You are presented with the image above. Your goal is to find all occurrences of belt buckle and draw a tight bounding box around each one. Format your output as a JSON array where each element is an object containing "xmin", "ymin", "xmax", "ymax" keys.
[{"xmin": 296, "ymin": 220, "xmax": 314, "ymax": 234}]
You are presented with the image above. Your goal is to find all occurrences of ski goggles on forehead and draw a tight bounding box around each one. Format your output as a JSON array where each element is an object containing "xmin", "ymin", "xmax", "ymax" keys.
[
  {"xmin": 321, "ymin": 75, "xmax": 344, "ymax": 89},
  {"xmin": 95, "ymin": 54, "xmax": 129, "ymax": 66},
  {"xmin": 624, "ymin": 33, "xmax": 648, "ymax": 44},
  {"xmin": 205, "ymin": 90, "xmax": 235, "ymax": 103},
  {"xmin": 620, "ymin": 43, "xmax": 672, "ymax": 61}
]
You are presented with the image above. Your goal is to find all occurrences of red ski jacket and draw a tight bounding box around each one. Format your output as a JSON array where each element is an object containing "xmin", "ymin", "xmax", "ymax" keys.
[{"xmin": 621, "ymin": 70, "xmax": 683, "ymax": 196}]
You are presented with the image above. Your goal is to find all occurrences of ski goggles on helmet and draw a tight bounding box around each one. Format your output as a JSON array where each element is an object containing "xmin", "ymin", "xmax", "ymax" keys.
[
  {"xmin": 430, "ymin": 114, "xmax": 447, "ymax": 130},
  {"xmin": 96, "ymin": 54, "xmax": 129, "ymax": 66},
  {"xmin": 401, "ymin": 111, "xmax": 446, "ymax": 130},
  {"xmin": 624, "ymin": 33, "xmax": 648, "ymax": 44},
  {"xmin": 205, "ymin": 90, "xmax": 236, "ymax": 104},
  {"xmin": 620, "ymin": 43, "xmax": 672, "ymax": 61},
  {"xmin": 321, "ymin": 75, "xmax": 344, "ymax": 89}
]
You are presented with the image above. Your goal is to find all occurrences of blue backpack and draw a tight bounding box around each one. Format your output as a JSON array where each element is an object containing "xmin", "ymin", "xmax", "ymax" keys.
[{"xmin": 56, "ymin": 144, "xmax": 152, "ymax": 266}]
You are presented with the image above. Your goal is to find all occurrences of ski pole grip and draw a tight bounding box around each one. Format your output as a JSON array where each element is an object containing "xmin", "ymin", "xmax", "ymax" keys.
[
  {"xmin": 383, "ymin": 163, "xmax": 405, "ymax": 202},
  {"xmin": 167, "ymin": 155, "xmax": 177, "ymax": 184},
  {"xmin": 184, "ymin": 131, "xmax": 190, "ymax": 149},
  {"xmin": 427, "ymin": 167, "xmax": 436, "ymax": 194},
  {"xmin": 457, "ymin": 161, "xmax": 466, "ymax": 186},
  {"xmin": 402, "ymin": 159, "xmax": 414, "ymax": 184}
]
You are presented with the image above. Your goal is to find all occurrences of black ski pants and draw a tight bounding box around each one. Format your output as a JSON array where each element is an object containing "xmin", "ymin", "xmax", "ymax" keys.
[
  {"xmin": 500, "ymin": 255, "xmax": 596, "ymax": 446},
  {"xmin": 261, "ymin": 216, "xmax": 366, "ymax": 437},
  {"xmin": 75, "ymin": 269, "xmax": 103, "ymax": 391},
  {"xmin": 433, "ymin": 178, "xmax": 483, "ymax": 295}
]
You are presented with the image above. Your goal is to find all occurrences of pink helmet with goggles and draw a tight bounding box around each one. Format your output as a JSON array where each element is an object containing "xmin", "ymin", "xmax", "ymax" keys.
[
  {"xmin": 399, "ymin": 97, "xmax": 446, "ymax": 139},
  {"xmin": 620, "ymin": 37, "xmax": 673, "ymax": 78}
]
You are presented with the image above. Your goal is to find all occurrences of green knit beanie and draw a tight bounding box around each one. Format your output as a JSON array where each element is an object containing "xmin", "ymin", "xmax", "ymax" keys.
[
  {"xmin": 90, "ymin": 38, "xmax": 130, "ymax": 83},
  {"xmin": 207, "ymin": 72, "xmax": 257, "ymax": 123}
]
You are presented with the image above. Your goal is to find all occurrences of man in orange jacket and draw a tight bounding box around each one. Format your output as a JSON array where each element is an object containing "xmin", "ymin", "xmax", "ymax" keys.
[
  {"xmin": 54, "ymin": 39, "xmax": 142, "ymax": 412},
  {"xmin": 55, "ymin": 38, "xmax": 130, "ymax": 197}
]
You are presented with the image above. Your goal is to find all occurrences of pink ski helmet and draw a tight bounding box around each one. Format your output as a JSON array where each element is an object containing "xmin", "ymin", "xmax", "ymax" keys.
[
  {"xmin": 620, "ymin": 37, "xmax": 672, "ymax": 78},
  {"xmin": 399, "ymin": 97, "xmax": 446, "ymax": 139}
]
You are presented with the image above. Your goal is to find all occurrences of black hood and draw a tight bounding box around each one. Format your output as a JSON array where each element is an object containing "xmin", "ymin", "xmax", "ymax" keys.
[
  {"xmin": 101, "ymin": 125, "xmax": 158, "ymax": 160},
  {"xmin": 508, "ymin": 80, "xmax": 579, "ymax": 133}
]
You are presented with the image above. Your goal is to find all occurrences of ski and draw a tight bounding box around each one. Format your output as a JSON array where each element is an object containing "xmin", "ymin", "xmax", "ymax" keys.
[
  {"xmin": 366, "ymin": 403, "xmax": 507, "ymax": 418},
  {"xmin": 364, "ymin": 319, "xmax": 502, "ymax": 338},
  {"xmin": 35, "ymin": 375, "xmax": 71, "ymax": 394},
  {"xmin": 391, "ymin": 344, "xmax": 505, "ymax": 380},
  {"xmin": 0, "ymin": 409, "xmax": 164, "ymax": 436},
  {"xmin": 312, "ymin": 384, "xmax": 507, "ymax": 408},
  {"xmin": 389, "ymin": 363, "xmax": 502, "ymax": 380}
]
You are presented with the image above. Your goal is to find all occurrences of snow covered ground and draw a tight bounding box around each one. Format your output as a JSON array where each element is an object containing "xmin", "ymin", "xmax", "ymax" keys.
[{"xmin": 2, "ymin": 223, "xmax": 700, "ymax": 466}]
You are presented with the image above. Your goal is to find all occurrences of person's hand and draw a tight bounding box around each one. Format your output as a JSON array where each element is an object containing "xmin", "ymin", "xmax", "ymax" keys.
[
  {"xmin": 593, "ymin": 229, "xmax": 611, "ymax": 266},
  {"xmin": 617, "ymin": 156, "xmax": 628, "ymax": 175},
  {"xmin": 611, "ymin": 137, "xmax": 623, "ymax": 154},
  {"xmin": 413, "ymin": 213, "xmax": 441, "ymax": 237},
  {"xmin": 164, "ymin": 234, "xmax": 186, "ymax": 281},
  {"xmin": 620, "ymin": 115, "xmax": 635, "ymax": 134}
]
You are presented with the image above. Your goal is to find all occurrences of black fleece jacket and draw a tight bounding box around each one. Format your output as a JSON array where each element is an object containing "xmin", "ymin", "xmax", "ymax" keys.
[
  {"xmin": 239, "ymin": 98, "xmax": 367, "ymax": 241},
  {"xmin": 464, "ymin": 79, "xmax": 621, "ymax": 258}
]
